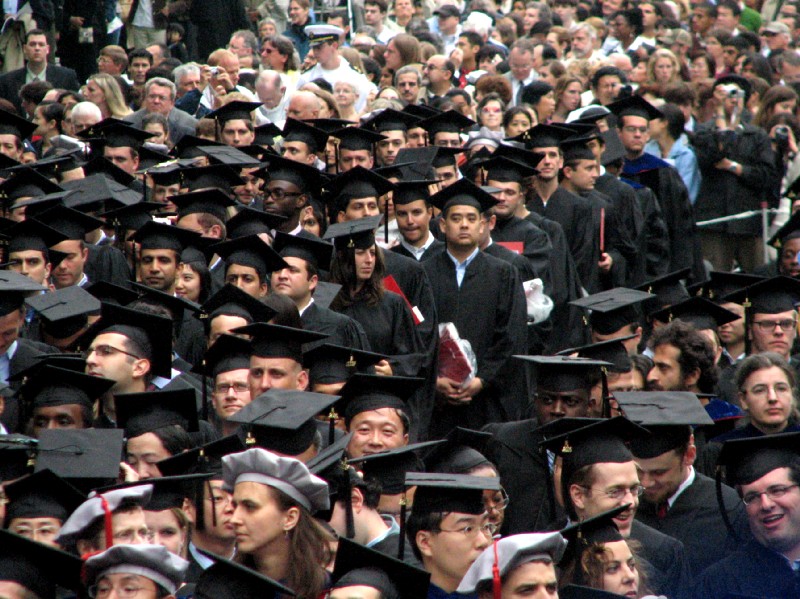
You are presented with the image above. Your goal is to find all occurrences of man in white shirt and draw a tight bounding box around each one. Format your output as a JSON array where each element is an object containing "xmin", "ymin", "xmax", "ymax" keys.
[
  {"xmin": 255, "ymin": 70, "xmax": 289, "ymax": 128},
  {"xmin": 199, "ymin": 49, "xmax": 259, "ymax": 112},
  {"xmin": 505, "ymin": 39, "xmax": 537, "ymax": 107}
]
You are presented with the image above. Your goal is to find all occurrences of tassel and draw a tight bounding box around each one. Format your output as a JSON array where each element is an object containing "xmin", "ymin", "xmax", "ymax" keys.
[
  {"xmin": 492, "ymin": 539, "xmax": 502, "ymax": 599},
  {"xmin": 397, "ymin": 494, "xmax": 408, "ymax": 560}
]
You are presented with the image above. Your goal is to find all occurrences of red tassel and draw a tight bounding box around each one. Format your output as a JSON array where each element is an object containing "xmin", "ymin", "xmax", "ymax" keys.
[
  {"xmin": 492, "ymin": 539, "xmax": 501, "ymax": 599},
  {"xmin": 100, "ymin": 495, "xmax": 114, "ymax": 550}
]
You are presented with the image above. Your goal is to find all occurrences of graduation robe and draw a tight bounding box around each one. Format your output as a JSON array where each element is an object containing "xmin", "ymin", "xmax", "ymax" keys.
[
  {"xmin": 629, "ymin": 519, "xmax": 690, "ymax": 599},
  {"xmin": 390, "ymin": 238, "xmax": 445, "ymax": 262},
  {"xmin": 301, "ymin": 302, "xmax": 371, "ymax": 350},
  {"xmin": 85, "ymin": 243, "xmax": 135, "ymax": 289},
  {"xmin": 490, "ymin": 215, "xmax": 552, "ymax": 284},
  {"xmin": 424, "ymin": 250, "xmax": 528, "ymax": 433}
]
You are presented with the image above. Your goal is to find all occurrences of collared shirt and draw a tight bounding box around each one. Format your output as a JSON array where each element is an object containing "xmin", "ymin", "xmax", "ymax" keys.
[
  {"xmin": 77, "ymin": 273, "xmax": 89, "ymax": 288},
  {"xmin": 25, "ymin": 67, "xmax": 46, "ymax": 84},
  {"xmin": 510, "ymin": 72, "xmax": 536, "ymax": 107},
  {"xmin": 367, "ymin": 514, "xmax": 400, "ymax": 548},
  {"xmin": 667, "ymin": 466, "xmax": 696, "ymax": 509},
  {"xmin": 447, "ymin": 246, "xmax": 479, "ymax": 288},
  {"xmin": 399, "ymin": 231, "xmax": 436, "ymax": 261},
  {"xmin": 0, "ymin": 340, "xmax": 19, "ymax": 384},
  {"xmin": 298, "ymin": 296, "xmax": 314, "ymax": 317}
]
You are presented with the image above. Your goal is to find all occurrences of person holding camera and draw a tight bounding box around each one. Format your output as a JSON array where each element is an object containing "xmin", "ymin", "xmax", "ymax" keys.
[{"xmin": 694, "ymin": 75, "xmax": 780, "ymax": 272}]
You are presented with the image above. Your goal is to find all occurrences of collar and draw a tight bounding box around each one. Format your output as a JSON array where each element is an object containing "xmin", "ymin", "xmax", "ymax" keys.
[
  {"xmin": 446, "ymin": 246, "xmax": 480, "ymax": 268},
  {"xmin": 3, "ymin": 339, "xmax": 18, "ymax": 360},
  {"xmin": 367, "ymin": 514, "xmax": 400, "ymax": 548},
  {"xmin": 399, "ymin": 230, "xmax": 435, "ymax": 258},
  {"xmin": 298, "ymin": 296, "xmax": 314, "ymax": 316},
  {"xmin": 667, "ymin": 466, "xmax": 695, "ymax": 508}
]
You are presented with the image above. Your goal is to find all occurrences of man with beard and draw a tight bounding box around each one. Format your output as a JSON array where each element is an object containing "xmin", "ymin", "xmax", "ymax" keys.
[{"xmin": 131, "ymin": 221, "xmax": 202, "ymax": 295}]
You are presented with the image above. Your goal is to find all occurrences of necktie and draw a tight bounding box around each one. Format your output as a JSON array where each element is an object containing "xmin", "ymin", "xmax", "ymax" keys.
[{"xmin": 656, "ymin": 502, "xmax": 669, "ymax": 519}]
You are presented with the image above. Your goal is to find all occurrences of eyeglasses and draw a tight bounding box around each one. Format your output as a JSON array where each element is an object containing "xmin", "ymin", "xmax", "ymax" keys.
[
  {"xmin": 214, "ymin": 382, "xmax": 250, "ymax": 394},
  {"xmin": 743, "ymin": 382, "xmax": 793, "ymax": 397},
  {"xmin": 481, "ymin": 107, "xmax": 502, "ymax": 114},
  {"xmin": 585, "ymin": 484, "xmax": 645, "ymax": 501},
  {"xmin": 82, "ymin": 344, "xmax": 141, "ymax": 361},
  {"xmin": 742, "ymin": 484, "xmax": 798, "ymax": 506},
  {"xmin": 437, "ymin": 522, "xmax": 498, "ymax": 538},
  {"xmin": 752, "ymin": 319, "xmax": 797, "ymax": 332},
  {"xmin": 265, "ymin": 188, "xmax": 302, "ymax": 201},
  {"xmin": 484, "ymin": 487, "xmax": 510, "ymax": 512},
  {"xmin": 88, "ymin": 583, "xmax": 150, "ymax": 599}
]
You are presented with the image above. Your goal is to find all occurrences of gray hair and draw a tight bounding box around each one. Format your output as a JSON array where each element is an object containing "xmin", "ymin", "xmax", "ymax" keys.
[
  {"xmin": 231, "ymin": 29, "xmax": 259, "ymax": 55},
  {"xmin": 70, "ymin": 101, "xmax": 102, "ymax": 121},
  {"xmin": 145, "ymin": 77, "xmax": 177, "ymax": 101},
  {"xmin": 172, "ymin": 63, "xmax": 201, "ymax": 85},
  {"xmin": 394, "ymin": 64, "xmax": 422, "ymax": 85},
  {"xmin": 572, "ymin": 22, "xmax": 597, "ymax": 40},
  {"xmin": 525, "ymin": 1, "xmax": 552, "ymax": 20}
]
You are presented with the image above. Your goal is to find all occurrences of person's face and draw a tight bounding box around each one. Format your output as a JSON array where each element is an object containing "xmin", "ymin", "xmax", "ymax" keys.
[
  {"xmin": 310, "ymin": 40, "xmax": 336, "ymax": 65},
  {"xmin": 0, "ymin": 133, "xmax": 20, "ymax": 161},
  {"xmin": 750, "ymin": 309, "xmax": 798, "ymax": 357},
  {"xmin": 84, "ymin": 80, "xmax": 106, "ymax": 106},
  {"xmin": 144, "ymin": 509, "xmax": 185, "ymax": 556},
  {"xmin": 488, "ymin": 180, "xmax": 523, "ymax": 219},
  {"xmin": 775, "ymin": 98, "xmax": 797, "ymax": 114},
  {"xmin": 435, "ymin": 131, "xmax": 463, "ymax": 148},
  {"xmin": 395, "ymin": 199, "xmax": 432, "ymax": 244},
  {"xmin": 51, "ymin": 239, "xmax": 88, "ymax": 289},
  {"xmin": 571, "ymin": 29, "xmax": 593, "ymax": 56},
  {"xmin": 741, "ymin": 466, "xmax": 800, "ymax": 556},
  {"xmin": 439, "ymin": 205, "xmax": 484, "ymax": 250},
  {"xmin": 505, "ymin": 112, "xmax": 531, "ymax": 138},
  {"xmin": 385, "ymin": 40, "xmax": 402, "ymax": 70},
  {"xmin": 140, "ymin": 249, "xmax": 178, "ymax": 292},
  {"xmin": 376, "ymin": 130, "xmax": 406, "ymax": 165},
  {"xmin": 271, "ymin": 256, "xmax": 316, "ymax": 302},
  {"xmin": 235, "ymin": 168, "xmax": 262, "ymax": 206},
  {"xmin": 221, "ymin": 119, "xmax": 254, "ymax": 147},
  {"xmin": 524, "ymin": 7, "xmax": 540, "ymax": 30},
  {"xmin": 600, "ymin": 540, "xmax": 639, "ymax": 597},
  {"xmin": 262, "ymin": 41, "xmax": 287, "ymax": 70},
  {"xmin": 534, "ymin": 387, "xmax": 591, "ymax": 425},
  {"xmin": 533, "ymin": 147, "xmax": 562, "ymax": 181},
  {"xmin": 354, "ymin": 246, "xmax": 377, "ymax": 282},
  {"xmin": 281, "ymin": 140, "xmax": 316, "ymax": 165},
  {"xmin": 450, "ymin": 94, "xmax": 474, "ymax": 119},
  {"xmin": 287, "ymin": 95, "xmax": 320, "ymax": 120},
  {"xmin": 208, "ymin": 314, "xmax": 248, "ymax": 347},
  {"xmin": 560, "ymin": 81, "xmax": 583, "ymax": 111},
  {"xmin": 8, "ymin": 250, "xmax": 50, "ymax": 285},
  {"xmin": 126, "ymin": 432, "xmax": 170, "ymax": 479},
  {"xmin": 395, "ymin": 0, "xmax": 413, "ymax": 19},
  {"xmin": 31, "ymin": 404, "xmax": 87, "ymax": 436},
  {"xmin": 488, "ymin": 561, "xmax": 558, "ymax": 599},
  {"xmin": 23, "ymin": 34, "xmax": 48, "ymax": 64},
  {"xmin": 609, "ymin": 15, "xmax": 632, "ymax": 40},
  {"xmin": 509, "ymin": 48, "xmax": 533, "ymax": 81},
  {"xmin": 289, "ymin": 0, "xmax": 309, "ymax": 24},
  {"xmin": 456, "ymin": 36, "xmax": 477, "ymax": 61},
  {"xmin": 396, "ymin": 73, "xmax": 420, "ymax": 103},
  {"xmin": 334, "ymin": 82, "xmax": 357, "ymax": 109},
  {"xmin": 722, "ymin": 45, "xmax": 739, "ymax": 68},
  {"xmin": 231, "ymin": 482, "xmax": 296, "ymax": 554},
  {"xmin": 178, "ymin": 71, "xmax": 201, "ymax": 97},
  {"xmin": 143, "ymin": 123, "xmax": 167, "ymax": 146},
  {"xmin": 480, "ymin": 100, "xmax": 503, "ymax": 128},
  {"xmin": 639, "ymin": 2, "xmax": 657, "ymax": 27},
  {"xmin": 783, "ymin": 61, "xmax": 800, "ymax": 84},
  {"xmin": 565, "ymin": 159, "xmax": 598, "ymax": 192},
  {"xmin": 534, "ymin": 91, "xmax": 556, "ymax": 121},
  {"xmin": 364, "ymin": 3, "xmax": 384, "ymax": 26},
  {"xmin": 144, "ymin": 84, "xmax": 174, "ymax": 117},
  {"xmin": 638, "ymin": 447, "xmax": 692, "ymax": 505},
  {"xmin": 226, "ymin": 264, "xmax": 267, "ymax": 297},
  {"xmin": 152, "ymin": 183, "xmax": 180, "ymax": 208},
  {"xmin": 264, "ymin": 179, "xmax": 305, "ymax": 219},
  {"xmin": 347, "ymin": 408, "xmax": 408, "ymax": 457},
  {"xmin": 434, "ymin": 164, "xmax": 458, "ymax": 187},
  {"xmin": 779, "ymin": 237, "xmax": 800, "ymax": 278},
  {"xmin": 103, "ymin": 146, "xmax": 140, "ymax": 175},
  {"xmin": 130, "ymin": 58, "xmax": 152, "ymax": 85},
  {"xmin": 8, "ymin": 517, "xmax": 61, "ymax": 547},
  {"xmin": 84, "ymin": 332, "xmax": 143, "ymax": 392},
  {"xmin": 618, "ymin": 116, "xmax": 650, "ymax": 155},
  {"xmin": 716, "ymin": 6, "xmax": 737, "ymax": 30},
  {"xmin": 424, "ymin": 56, "xmax": 449, "ymax": 86},
  {"xmin": 738, "ymin": 365, "xmax": 795, "ymax": 432},
  {"xmin": 718, "ymin": 301, "xmax": 745, "ymax": 349},
  {"xmin": 93, "ymin": 574, "xmax": 160, "ymax": 599},
  {"xmin": 439, "ymin": 13, "xmax": 459, "ymax": 34},
  {"xmin": 572, "ymin": 461, "xmax": 640, "ymax": 536},
  {"xmin": 212, "ymin": 368, "xmax": 252, "ymax": 422},
  {"xmin": 690, "ymin": 56, "xmax": 711, "ymax": 80},
  {"xmin": 417, "ymin": 511, "xmax": 493, "ymax": 587},
  {"xmin": 339, "ymin": 149, "xmax": 374, "ymax": 172},
  {"xmin": 594, "ymin": 75, "xmax": 621, "ymax": 106},
  {"xmin": 198, "ymin": 480, "xmax": 236, "ymax": 542},
  {"xmin": 71, "ymin": 111, "xmax": 100, "ymax": 134},
  {"xmin": 646, "ymin": 343, "xmax": 688, "ymax": 391},
  {"xmin": 554, "ymin": 2, "xmax": 575, "ymax": 22},
  {"xmin": 654, "ymin": 56, "xmax": 675, "ymax": 83},
  {"xmin": 248, "ymin": 355, "xmax": 307, "ymax": 396},
  {"xmin": 691, "ymin": 7, "xmax": 713, "ymax": 33},
  {"xmin": 302, "ymin": 212, "xmax": 321, "ymax": 236},
  {"xmin": 174, "ymin": 264, "xmax": 202, "ymax": 303}
]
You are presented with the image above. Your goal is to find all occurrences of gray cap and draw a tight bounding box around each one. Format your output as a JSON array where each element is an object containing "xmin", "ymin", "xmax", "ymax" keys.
[
  {"xmin": 222, "ymin": 448, "xmax": 330, "ymax": 513},
  {"xmin": 84, "ymin": 544, "xmax": 188, "ymax": 595},
  {"xmin": 56, "ymin": 484, "xmax": 153, "ymax": 544},
  {"xmin": 457, "ymin": 532, "xmax": 567, "ymax": 594}
]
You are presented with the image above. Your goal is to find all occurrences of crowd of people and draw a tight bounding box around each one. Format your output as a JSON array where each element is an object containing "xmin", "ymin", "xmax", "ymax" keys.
[{"xmin": 1, "ymin": 0, "xmax": 800, "ymax": 597}]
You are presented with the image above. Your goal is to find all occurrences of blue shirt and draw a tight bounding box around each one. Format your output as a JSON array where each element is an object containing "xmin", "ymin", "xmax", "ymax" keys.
[
  {"xmin": 428, "ymin": 583, "xmax": 477, "ymax": 599},
  {"xmin": 644, "ymin": 135, "xmax": 702, "ymax": 204},
  {"xmin": 0, "ymin": 340, "xmax": 18, "ymax": 385},
  {"xmin": 446, "ymin": 247, "xmax": 480, "ymax": 288}
]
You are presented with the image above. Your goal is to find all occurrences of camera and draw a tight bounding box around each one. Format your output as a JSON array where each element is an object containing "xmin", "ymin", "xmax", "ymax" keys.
[
  {"xmin": 720, "ymin": 84, "xmax": 745, "ymax": 99},
  {"xmin": 775, "ymin": 125, "xmax": 790, "ymax": 153},
  {"xmin": 208, "ymin": 66, "xmax": 220, "ymax": 76}
]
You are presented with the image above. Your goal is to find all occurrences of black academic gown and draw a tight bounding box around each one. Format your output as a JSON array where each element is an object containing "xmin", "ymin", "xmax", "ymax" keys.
[
  {"xmin": 695, "ymin": 540, "xmax": 800, "ymax": 598},
  {"xmin": 390, "ymin": 238, "xmax": 445, "ymax": 262},
  {"xmin": 301, "ymin": 302, "xmax": 371, "ymax": 350},
  {"xmin": 4, "ymin": 338, "xmax": 56, "ymax": 432},
  {"xmin": 636, "ymin": 471, "xmax": 751, "ymax": 578},
  {"xmin": 424, "ymin": 250, "xmax": 528, "ymax": 434},
  {"xmin": 581, "ymin": 188, "xmax": 635, "ymax": 293},
  {"xmin": 490, "ymin": 215, "xmax": 552, "ymax": 284},
  {"xmin": 370, "ymin": 531, "xmax": 423, "ymax": 567},
  {"xmin": 175, "ymin": 312, "xmax": 206, "ymax": 369},
  {"xmin": 85, "ymin": 243, "xmax": 134, "ymax": 288},
  {"xmin": 629, "ymin": 519, "xmax": 689, "ymax": 599}
]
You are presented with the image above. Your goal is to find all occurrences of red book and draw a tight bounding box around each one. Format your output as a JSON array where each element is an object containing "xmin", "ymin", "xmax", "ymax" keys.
[
  {"xmin": 383, "ymin": 274, "xmax": 422, "ymax": 324},
  {"xmin": 497, "ymin": 241, "xmax": 524, "ymax": 254}
]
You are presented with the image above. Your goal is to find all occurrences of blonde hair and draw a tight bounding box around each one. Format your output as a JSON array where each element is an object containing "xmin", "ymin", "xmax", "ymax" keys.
[
  {"xmin": 647, "ymin": 48, "xmax": 681, "ymax": 85},
  {"xmin": 88, "ymin": 73, "xmax": 132, "ymax": 118}
]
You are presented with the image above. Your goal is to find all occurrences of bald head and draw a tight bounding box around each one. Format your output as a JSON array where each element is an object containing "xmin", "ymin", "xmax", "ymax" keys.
[
  {"xmin": 286, "ymin": 90, "xmax": 321, "ymax": 120},
  {"xmin": 256, "ymin": 70, "xmax": 286, "ymax": 106}
]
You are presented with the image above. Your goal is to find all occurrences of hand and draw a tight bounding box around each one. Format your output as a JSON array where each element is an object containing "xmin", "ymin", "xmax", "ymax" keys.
[
  {"xmin": 714, "ymin": 157, "xmax": 733, "ymax": 170},
  {"xmin": 436, "ymin": 376, "xmax": 462, "ymax": 399},
  {"xmin": 374, "ymin": 359, "xmax": 393, "ymax": 376},
  {"xmin": 449, "ymin": 48, "xmax": 463, "ymax": 70},
  {"xmin": 598, "ymin": 252, "xmax": 613, "ymax": 273},
  {"xmin": 451, "ymin": 377, "xmax": 483, "ymax": 402},
  {"xmin": 69, "ymin": 15, "xmax": 84, "ymax": 29},
  {"xmin": 119, "ymin": 462, "xmax": 139, "ymax": 483}
]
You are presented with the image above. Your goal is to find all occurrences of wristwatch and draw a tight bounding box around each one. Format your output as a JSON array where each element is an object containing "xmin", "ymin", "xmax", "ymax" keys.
[{"xmin": 727, "ymin": 162, "xmax": 739, "ymax": 173}]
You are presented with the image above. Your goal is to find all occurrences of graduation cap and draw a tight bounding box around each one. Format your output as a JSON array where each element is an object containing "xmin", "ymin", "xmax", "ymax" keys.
[
  {"xmin": 3, "ymin": 468, "xmax": 85, "ymax": 523},
  {"xmin": 157, "ymin": 434, "xmax": 245, "ymax": 478},
  {"xmin": 62, "ymin": 174, "xmax": 142, "ymax": 212},
  {"xmin": 195, "ymin": 550, "xmax": 296, "ymax": 599},
  {"xmin": 131, "ymin": 220, "xmax": 201, "ymax": 252},
  {"xmin": 84, "ymin": 280, "xmax": 140, "ymax": 306},
  {"xmin": 306, "ymin": 118, "xmax": 357, "ymax": 133},
  {"xmin": 325, "ymin": 166, "xmax": 394, "ymax": 203},
  {"xmin": 364, "ymin": 108, "xmax": 420, "ymax": 134},
  {"xmin": 418, "ymin": 109, "xmax": 475, "ymax": 138},
  {"xmin": 81, "ymin": 156, "xmax": 138, "ymax": 186},
  {"xmin": 115, "ymin": 388, "xmax": 200, "ymax": 439},
  {"xmin": 649, "ymin": 296, "xmax": 740, "ymax": 330},
  {"xmin": 687, "ymin": 271, "xmax": 766, "ymax": 302},
  {"xmin": 272, "ymin": 231, "xmax": 333, "ymax": 270},
  {"xmin": 199, "ymin": 144, "xmax": 261, "ymax": 169},
  {"xmin": 195, "ymin": 335, "xmax": 252, "ymax": 403},
  {"xmin": 634, "ymin": 268, "xmax": 692, "ymax": 313},
  {"xmin": 210, "ymin": 234, "xmax": 289, "ymax": 279},
  {"xmin": 605, "ymin": 94, "xmax": 664, "ymax": 121},
  {"xmin": 337, "ymin": 373, "xmax": 424, "ymax": 424},
  {"xmin": 403, "ymin": 103, "xmax": 440, "ymax": 119},
  {"xmin": 76, "ymin": 302, "xmax": 174, "ymax": 378},
  {"xmin": 305, "ymin": 343, "xmax": 387, "ymax": 387},
  {"xmin": 35, "ymin": 429, "xmax": 125, "ymax": 493},
  {"xmin": 207, "ymin": 101, "xmax": 262, "ymax": 124},
  {"xmin": 723, "ymin": 275, "xmax": 800, "ymax": 314},
  {"xmin": 233, "ymin": 322, "xmax": 327, "ymax": 363},
  {"xmin": 0, "ymin": 167, "xmax": 64, "ymax": 207},
  {"xmin": 171, "ymin": 135, "xmax": 227, "ymax": 160},
  {"xmin": 349, "ymin": 440, "xmax": 445, "ymax": 494},
  {"xmin": 556, "ymin": 337, "xmax": 633, "ymax": 374},
  {"xmin": 559, "ymin": 505, "xmax": 629, "ymax": 565},
  {"xmin": 169, "ymin": 188, "xmax": 237, "ymax": 222},
  {"xmin": 428, "ymin": 177, "xmax": 499, "ymax": 214},
  {"xmin": 330, "ymin": 126, "xmax": 387, "ymax": 152},
  {"xmin": 145, "ymin": 160, "xmax": 185, "ymax": 188},
  {"xmin": 481, "ymin": 155, "xmax": 540, "ymax": 184},
  {"xmin": 0, "ymin": 529, "xmax": 83, "ymax": 599},
  {"xmin": 281, "ymin": 118, "xmax": 330, "ymax": 154},
  {"xmin": 391, "ymin": 180, "xmax": 436, "ymax": 207},
  {"xmin": 515, "ymin": 356, "xmax": 612, "ymax": 415},
  {"xmin": 81, "ymin": 119, "xmax": 155, "ymax": 148},
  {"xmin": 0, "ymin": 433, "xmax": 37, "ymax": 481},
  {"xmin": 199, "ymin": 283, "xmax": 276, "ymax": 324},
  {"xmin": 99, "ymin": 201, "xmax": 162, "ymax": 232},
  {"xmin": 25, "ymin": 286, "xmax": 101, "ymax": 340},
  {"xmin": 507, "ymin": 124, "xmax": 573, "ymax": 150},
  {"xmin": 422, "ymin": 427, "xmax": 493, "ymax": 474},
  {"xmin": 96, "ymin": 473, "xmax": 211, "ymax": 512},
  {"xmin": 431, "ymin": 146, "xmax": 466, "ymax": 168},
  {"xmin": 0, "ymin": 270, "xmax": 45, "ymax": 316},
  {"xmin": 615, "ymin": 391, "xmax": 714, "ymax": 459},
  {"xmin": 0, "ymin": 108, "xmax": 37, "ymax": 140},
  {"xmin": 226, "ymin": 206, "xmax": 287, "ymax": 238},
  {"xmin": 717, "ymin": 431, "xmax": 800, "ymax": 487},
  {"xmin": 128, "ymin": 280, "xmax": 201, "ymax": 324},
  {"xmin": 35, "ymin": 204, "xmax": 105, "ymax": 240},
  {"xmin": 600, "ymin": 129, "xmax": 626, "ymax": 166},
  {"xmin": 254, "ymin": 122, "xmax": 283, "ymax": 146},
  {"xmin": 254, "ymin": 153, "xmax": 326, "ymax": 194},
  {"xmin": 407, "ymin": 472, "xmax": 500, "ymax": 515},
  {"xmin": 181, "ymin": 163, "xmax": 244, "ymax": 193},
  {"xmin": 137, "ymin": 145, "xmax": 172, "ymax": 170},
  {"xmin": 570, "ymin": 287, "xmax": 655, "ymax": 335},
  {"xmin": 6, "ymin": 190, "xmax": 69, "ymax": 219},
  {"xmin": 3, "ymin": 218, "xmax": 67, "ymax": 255},
  {"xmin": 323, "ymin": 215, "xmax": 382, "ymax": 250},
  {"xmin": 560, "ymin": 137, "xmax": 597, "ymax": 162},
  {"xmin": 332, "ymin": 538, "xmax": 431, "ymax": 599}
]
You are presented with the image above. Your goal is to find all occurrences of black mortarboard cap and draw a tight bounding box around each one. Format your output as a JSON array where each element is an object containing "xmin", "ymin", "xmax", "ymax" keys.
[
  {"xmin": 312, "ymin": 280, "xmax": 341, "ymax": 310},
  {"xmin": 507, "ymin": 124, "xmax": 573, "ymax": 150},
  {"xmin": 649, "ymin": 296, "xmax": 740, "ymax": 330},
  {"xmin": 233, "ymin": 322, "xmax": 327, "ymax": 363},
  {"xmin": 100, "ymin": 201, "xmax": 162, "ymax": 232},
  {"xmin": 349, "ymin": 440, "xmax": 444, "ymax": 494},
  {"xmin": 211, "ymin": 234, "xmax": 289, "ymax": 278},
  {"xmin": 717, "ymin": 431, "xmax": 800, "ymax": 486},
  {"xmin": 605, "ymin": 94, "xmax": 664, "ymax": 121},
  {"xmin": 364, "ymin": 108, "xmax": 419, "ymax": 133},
  {"xmin": 0, "ymin": 168, "xmax": 64, "ymax": 206},
  {"xmin": 406, "ymin": 472, "xmax": 500, "ymax": 515},
  {"xmin": 84, "ymin": 280, "xmax": 140, "ymax": 306},
  {"xmin": 132, "ymin": 220, "xmax": 201, "ymax": 252},
  {"xmin": 82, "ymin": 119, "xmax": 155, "ymax": 148},
  {"xmin": 4, "ymin": 218, "xmax": 67, "ymax": 254},
  {"xmin": 0, "ymin": 434, "xmax": 36, "ymax": 481},
  {"xmin": 570, "ymin": 288, "xmax": 654, "ymax": 335},
  {"xmin": 0, "ymin": 529, "xmax": 83, "ymax": 599},
  {"xmin": 200, "ymin": 283, "xmax": 276, "ymax": 324},
  {"xmin": 254, "ymin": 153, "xmax": 326, "ymax": 194},
  {"xmin": 305, "ymin": 343, "xmax": 387, "ymax": 386},
  {"xmin": 418, "ymin": 109, "xmax": 475, "ymax": 137},
  {"xmin": 81, "ymin": 156, "xmax": 137, "ymax": 186},
  {"xmin": 181, "ymin": 163, "xmax": 244, "ymax": 193},
  {"xmin": 170, "ymin": 188, "xmax": 237, "ymax": 221},
  {"xmin": 395, "ymin": 147, "xmax": 439, "ymax": 179},
  {"xmin": 332, "ymin": 538, "xmax": 431, "ymax": 599},
  {"xmin": 207, "ymin": 101, "xmax": 262, "ymax": 124},
  {"xmin": 392, "ymin": 180, "xmax": 435, "ymax": 206},
  {"xmin": 330, "ymin": 126, "xmax": 386, "ymax": 151},
  {"xmin": 338, "ymin": 373, "xmax": 423, "ymax": 424},
  {"xmin": 515, "ymin": 355, "xmax": 611, "ymax": 392},
  {"xmin": 273, "ymin": 231, "xmax": 333, "ymax": 269},
  {"xmin": 35, "ymin": 429, "xmax": 125, "ymax": 490},
  {"xmin": 253, "ymin": 122, "xmax": 282, "ymax": 146},
  {"xmin": 306, "ymin": 118, "xmax": 357, "ymax": 133},
  {"xmin": 481, "ymin": 155, "xmax": 539, "ymax": 183},
  {"xmin": 128, "ymin": 280, "xmax": 201, "ymax": 320},
  {"xmin": 136, "ymin": 145, "xmax": 172, "ymax": 170},
  {"xmin": 324, "ymin": 166, "xmax": 394, "ymax": 203},
  {"xmin": 201, "ymin": 144, "xmax": 261, "ymax": 168},
  {"xmin": 557, "ymin": 337, "xmax": 634, "ymax": 373},
  {"xmin": 147, "ymin": 160, "xmax": 185, "ymax": 187},
  {"xmin": 422, "ymin": 427, "xmax": 493, "ymax": 474},
  {"xmin": 402, "ymin": 104, "xmax": 439, "ymax": 119},
  {"xmin": 431, "ymin": 146, "xmax": 465, "ymax": 168},
  {"xmin": 428, "ymin": 177, "xmax": 499, "ymax": 214},
  {"xmin": 723, "ymin": 275, "xmax": 800, "ymax": 314},
  {"xmin": 0, "ymin": 270, "xmax": 45, "ymax": 316},
  {"xmin": 35, "ymin": 204, "xmax": 104, "ymax": 240},
  {"xmin": 226, "ymin": 206, "xmax": 287, "ymax": 238},
  {"xmin": 228, "ymin": 389, "xmax": 339, "ymax": 455},
  {"xmin": 116, "ymin": 388, "xmax": 200, "ymax": 439},
  {"xmin": 0, "ymin": 108, "xmax": 36, "ymax": 139},
  {"xmin": 62, "ymin": 175, "xmax": 143, "ymax": 215},
  {"xmin": 146, "ymin": 474, "xmax": 212, "ymax": 511},
  {"xmin": 687, "ymin": 271, "xmax": 765, "ymax": 302},
  {"xmin": 157, "ymin": 434, "xmax": 244, "ymax": 478},
  {"xmin": 197, "ymin": 334, "xmax": 252, "ymax": 378},
  {"xmin": 600, "ymin": 129, "xmax": 626, "ymax": 166},
  {"xmin": 559, "ymin": 506, "xmax": 628, "ymax": 567},
  {"xmin": 25, "ymin": 286, "xmax": 101, "ymax": 339},
  {"xmin": 4, "ymin": 468, "xmax": 85, "ymax": 523},
  {"xmin": 195, "ymin": 550, "xmax": 296, "ymax": 599},
  {"xmin": 8, "ymin": 190, "xmax": 68, "ymax": 218},
  {"xmin": 560, "ymin": 137, "xmax": 596, "ymax": 162},
  {"xmin": 171, "ymin": 135, "xmax": 226, "ymax": 160},
  {"xmin": 323, "ymin": 215, "xmax": 382, "ymax": 250},
  {"xmin": 634, "ymin": 268, "xmax": 691, "ymax": 313},
  {"xmin": 281, "ymin": 118, "xmax": 330, "ymax": 153}
]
